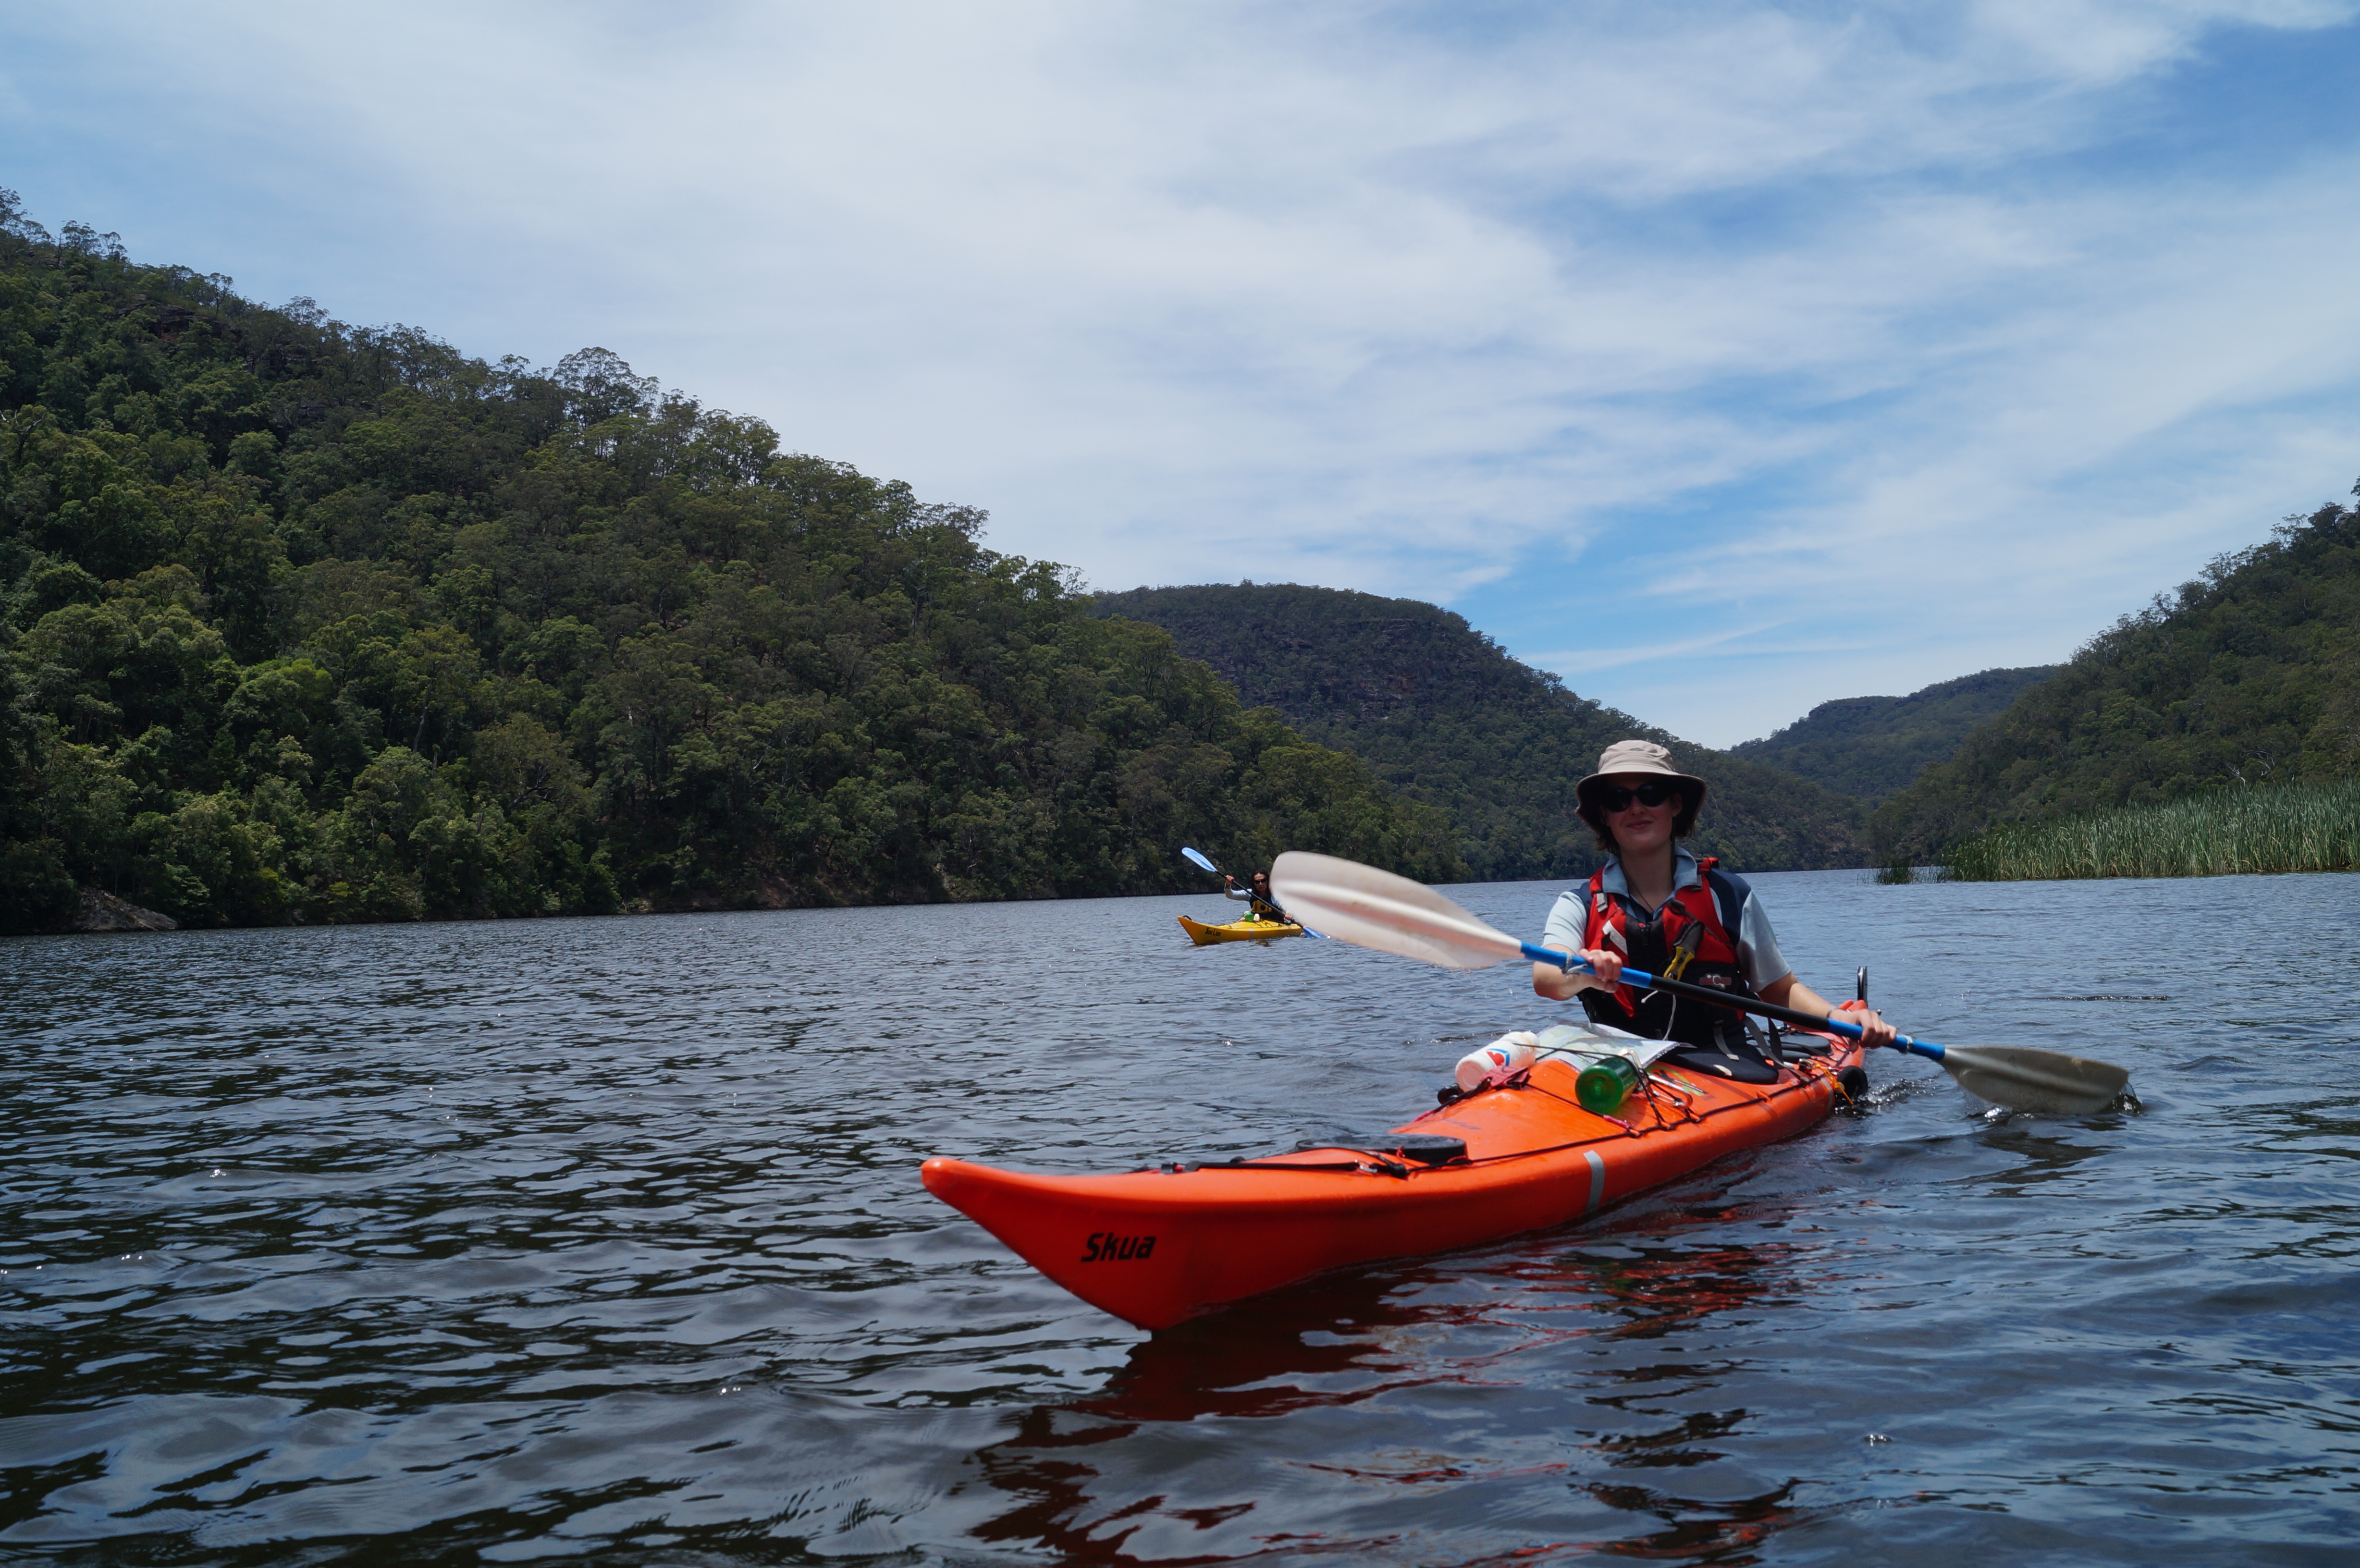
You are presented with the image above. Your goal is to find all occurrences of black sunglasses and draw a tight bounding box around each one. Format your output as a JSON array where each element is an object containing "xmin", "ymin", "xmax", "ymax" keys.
[{"xmin": 1594, "ymin": 780, "xmax": 1682, "ymax": 813}]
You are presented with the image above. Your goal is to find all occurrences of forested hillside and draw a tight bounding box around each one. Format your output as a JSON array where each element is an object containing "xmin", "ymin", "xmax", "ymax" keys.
[
  {"xmin": 1094, "ymin": 584, "xmax": 1868, "ymax": 879},
  {"xmin": 1876, "ymin": 494, "xmax": 2360, "ymax": 858},
  {"xmin": 0, "ymin": 197, "xmax": 1459, "ymax": 933},
  {"xmin": 1730, "ymin": 666, "xmax": 2058, "ymax": 803}
]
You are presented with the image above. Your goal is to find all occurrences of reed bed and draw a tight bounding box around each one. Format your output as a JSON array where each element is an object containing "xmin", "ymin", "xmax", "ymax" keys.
[{"xmin": 1945, "ymin": 782, "xmax": 2360, "ymax": 882}]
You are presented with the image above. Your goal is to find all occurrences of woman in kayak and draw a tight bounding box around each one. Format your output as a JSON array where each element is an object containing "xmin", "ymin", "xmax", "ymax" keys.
[
  {"xmin": 1531, "ymin": 739, "xmax": 1895, "ymax": 1081},
  {"xmin": 1224, "ymin": 870, "xmax": 1291, "ymax": 924}
]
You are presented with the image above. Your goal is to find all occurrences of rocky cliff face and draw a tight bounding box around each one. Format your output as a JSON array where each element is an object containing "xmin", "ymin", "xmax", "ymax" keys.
[{"xmin": 73, "ymin": 888, "xmax": 177, "ymax": 933}]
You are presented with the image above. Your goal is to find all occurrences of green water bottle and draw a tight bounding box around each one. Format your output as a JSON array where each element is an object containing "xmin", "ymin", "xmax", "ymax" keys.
[{"xmin": 1575, "ymin": 1056, "xmax": 1641, "ymax": 1115}]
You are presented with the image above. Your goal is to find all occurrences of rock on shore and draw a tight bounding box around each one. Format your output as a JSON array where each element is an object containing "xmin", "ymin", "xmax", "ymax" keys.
[{"xmin": 74, "ymin": 888, "xmax": 178, "ymax": 932}]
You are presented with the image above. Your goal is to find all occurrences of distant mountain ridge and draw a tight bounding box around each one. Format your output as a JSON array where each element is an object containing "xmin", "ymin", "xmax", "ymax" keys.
[
  {"xmin": 1094, "ymin": 583, "xmax": 1868, "ymax": 880},
  {"xmin": 1730, "ymin": 666, "xmax": 2060, "ymax": 804}
]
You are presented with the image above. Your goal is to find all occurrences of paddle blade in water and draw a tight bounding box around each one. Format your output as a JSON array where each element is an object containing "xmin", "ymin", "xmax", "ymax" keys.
[
  {"xmin": 1271, "ymin": 852, "xmax": 1520, "ymax": 970},
  {"xmin": 1941, "ymin": 1044, "xmax": 2130, "ymax": 1115},
  {"xmin": 1181, "ymin": 846, "xmax": 1220, "ymax": 877}
]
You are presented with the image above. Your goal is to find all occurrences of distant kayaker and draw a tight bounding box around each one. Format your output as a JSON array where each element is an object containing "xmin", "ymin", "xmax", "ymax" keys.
[
  {"xmin": 1225, "ymin": 870, "xmax": 1290, "ymax": 924},
  {"xmin": 1531, "ymin": 739, "xmax": 1897, "ymax": 1080}
]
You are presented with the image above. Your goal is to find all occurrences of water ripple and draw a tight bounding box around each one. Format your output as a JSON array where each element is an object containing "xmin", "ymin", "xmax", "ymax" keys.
[{"xmin": 4, "ymin": 872, "xmax": 2356, "ymax": 1564}]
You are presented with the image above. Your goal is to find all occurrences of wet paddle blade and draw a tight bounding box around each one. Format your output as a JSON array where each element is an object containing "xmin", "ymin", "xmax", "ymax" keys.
[
  {"xmin": 1941, "ymin": 1045, "xmax": 2131, "ymax": 1115},
  {"xmin": 1271, "ymin": 851, "xmax": 1519, "ymax": 970},
  {"xmin": 1180, "ymin": 846, "xmax": 1220, "ymax": 877}
]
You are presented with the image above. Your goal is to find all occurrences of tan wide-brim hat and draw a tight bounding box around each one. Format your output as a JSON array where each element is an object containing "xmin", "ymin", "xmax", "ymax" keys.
[{"xmin": 1575, "ymin": 739, "xmax": 1706, "ymax": 813}]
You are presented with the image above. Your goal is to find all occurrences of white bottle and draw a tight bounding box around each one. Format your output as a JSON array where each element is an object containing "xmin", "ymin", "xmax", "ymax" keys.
[{"xmin": 1455, "ymin": 1031, "xmax": 1540, "ymax": 1092}]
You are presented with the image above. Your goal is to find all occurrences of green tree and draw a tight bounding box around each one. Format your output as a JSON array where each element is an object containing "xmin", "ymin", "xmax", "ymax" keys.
[
  {"xmin": 1093, "ymin": 583, "xmax": 1865, "ymax": 877},
  {"xmin": 1876, "ymin": 496, "xmax": 2360, "ymax": 858}
]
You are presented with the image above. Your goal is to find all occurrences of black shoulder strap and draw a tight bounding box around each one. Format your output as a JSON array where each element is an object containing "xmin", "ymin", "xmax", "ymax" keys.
[
  {"xmin": 1707, "ymin": 866, "xmax": 1767, "ymax": 1018},
  {"xmin": 1705, "ymin": 865, "xmax": 1749, "ymax": 941}
]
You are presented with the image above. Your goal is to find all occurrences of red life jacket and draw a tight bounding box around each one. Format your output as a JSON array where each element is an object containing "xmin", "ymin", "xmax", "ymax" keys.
[{"xmin": 1577, "ymin": 855, "xmax": 1758, "ymax": 1051}]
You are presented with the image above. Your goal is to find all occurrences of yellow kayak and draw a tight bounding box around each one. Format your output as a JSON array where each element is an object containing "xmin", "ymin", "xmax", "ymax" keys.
[{"xmin": 1178, "ymin": 914, "xmax": 1303, "ymax": 945}]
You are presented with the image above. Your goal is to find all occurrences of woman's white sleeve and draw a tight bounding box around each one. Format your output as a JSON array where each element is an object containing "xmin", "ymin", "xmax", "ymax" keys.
[
  {"xmin": 1540, "ymin": 891, "xmax": 1586, "ymax": 956},
  {"xmin": 1736, "ymin": 897, "xmax": 1791, "ymax": 991}
]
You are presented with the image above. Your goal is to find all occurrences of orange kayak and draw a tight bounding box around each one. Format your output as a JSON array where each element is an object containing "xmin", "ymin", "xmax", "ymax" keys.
[{"xmin": 922, "ymin": 1032, "xmax": 1865, "ymax": 1330}]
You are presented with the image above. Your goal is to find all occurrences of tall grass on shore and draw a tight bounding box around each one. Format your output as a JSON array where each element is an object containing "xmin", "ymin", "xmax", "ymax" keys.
[{"xmin": 1945, "ymin": 783, "xmax": 2360, "ymax": 882}]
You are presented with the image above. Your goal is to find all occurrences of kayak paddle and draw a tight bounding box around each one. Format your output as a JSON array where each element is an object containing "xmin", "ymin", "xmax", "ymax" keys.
[
  {"xmin": 1180, "ymin": 846, "xmax": 1323, "ymax": 936},
  {"xmin": 1270, "ymin": 851, "xmax": 2131, "ymax": 1115}
]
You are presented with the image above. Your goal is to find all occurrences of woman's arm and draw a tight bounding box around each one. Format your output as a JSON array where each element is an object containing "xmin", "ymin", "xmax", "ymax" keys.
[
  {"xmin": 1532, "ymin": 947, "xmax": 1623, "ymax": 1001},
  {"xmin": 1759, "ymin": 974, "xmax": 1897, "ymax": 1047},
  {"xmin": 1533, "ymin": 891, "xmax": 1618, "ymax": 1000}
]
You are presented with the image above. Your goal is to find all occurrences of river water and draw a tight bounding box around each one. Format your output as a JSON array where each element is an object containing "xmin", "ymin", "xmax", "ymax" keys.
[{"xmin": 3, "ymin": 870, "xmax": 2355, "ymax": 1566}]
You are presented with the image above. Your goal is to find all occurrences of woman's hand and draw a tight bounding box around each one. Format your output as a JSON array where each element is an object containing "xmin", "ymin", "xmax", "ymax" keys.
[
  {"xmin": 1765, "ymin": 975, "xmax": 1899, "ymax": 1049},
  {"xmin": 1533, "ymin": 946, "xmax": 1622, "ymax": 1000},
  {"xmin": 1836, "ymin": 998, "xmax": 1897, "ymax": 1048}
]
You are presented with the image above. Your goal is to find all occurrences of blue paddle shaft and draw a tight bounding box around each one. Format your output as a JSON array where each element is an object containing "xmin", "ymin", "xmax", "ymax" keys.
[{"xmin": 1517, "ymin": 940, "xmax": 1945, "ymax": 1064}]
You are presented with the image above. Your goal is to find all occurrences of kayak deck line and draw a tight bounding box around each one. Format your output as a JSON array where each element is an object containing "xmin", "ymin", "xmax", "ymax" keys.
[
  {"xmin": 1168, "ymin": 1050, "xmax": 1852, "ymax": 1176},
  {"xmin": 1169, "ymin": 1079, "xmax": 1704, "ymax": 1177}
]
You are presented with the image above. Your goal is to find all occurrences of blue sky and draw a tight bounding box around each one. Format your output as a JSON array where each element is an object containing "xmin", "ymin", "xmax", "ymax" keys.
[{"xmin": 6, "ymin": 1, "xmax": 2358, "ymax": 746}]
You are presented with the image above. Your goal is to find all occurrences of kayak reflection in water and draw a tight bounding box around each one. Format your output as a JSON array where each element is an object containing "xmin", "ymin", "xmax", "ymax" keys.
[
  {"xmin": 1531, "ymin": 740, "xmax": 1899, "ymax": 1083},
  {"xmin": 1224, "ymin": 870, "xmax": 1291, "ymax": 924}
]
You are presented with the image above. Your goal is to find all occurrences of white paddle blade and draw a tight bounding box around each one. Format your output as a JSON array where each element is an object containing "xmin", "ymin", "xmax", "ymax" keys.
[
  {"xmin": 1271, "ymin": 852, "xmax": 1523, "ymax": 971},
  {"xmin": 1942, "ymin": 1044, "xmax": 2131, "ymax": 1115}
]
